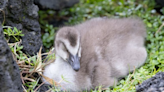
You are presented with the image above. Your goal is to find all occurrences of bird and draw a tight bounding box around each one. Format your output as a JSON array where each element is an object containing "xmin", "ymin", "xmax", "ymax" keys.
[{"xmin": 42, "ymin": 17, "xmax": 147, "ymax": 92}]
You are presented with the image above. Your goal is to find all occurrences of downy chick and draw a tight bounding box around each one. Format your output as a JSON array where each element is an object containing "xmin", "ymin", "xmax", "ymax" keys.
[{"xmin": 43, "ymin": 17, "xmax": 147, "ymax": 92}]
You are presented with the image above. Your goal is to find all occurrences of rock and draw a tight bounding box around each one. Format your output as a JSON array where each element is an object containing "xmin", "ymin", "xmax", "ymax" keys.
[
  {"xmin": 22, "ymin": 31, "xmax": 42, "ymax": 55},
  {"xmin": 0, "ymin": 0, "xmax": 42, "ymax": 56},
  {"xmin": 0, "ymin": 23, "xmax": 23, "ymax": 92},
  {"xmin": 37, "ymin": 84, "xmax": 52, "ymax": 92},
  {"xmin": 155, "ymin": 0, "xmax": 164, "ymax": 14},
  {"xmin": 34, "ymin": 0, "xmax": 79, "ymax": 10},
  {"xmin": 156, "ymin": 0, "xmax": 164, "ymax": 7},
  {"xmin": 136, "ymin": 72, "xmax": 164, "ymax": 92}
]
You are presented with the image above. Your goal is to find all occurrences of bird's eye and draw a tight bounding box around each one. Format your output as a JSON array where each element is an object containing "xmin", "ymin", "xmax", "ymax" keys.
[
  {"xmin": 61, "ymin": 42, "xmax": 70, "ymax": 61},
  {"xmin": 65, "ymin": 49, "xmax": 69, "ymax": 53},
  {"xmin": 62, "ymin": 42, "xmax": 70, "ymax": 54}
]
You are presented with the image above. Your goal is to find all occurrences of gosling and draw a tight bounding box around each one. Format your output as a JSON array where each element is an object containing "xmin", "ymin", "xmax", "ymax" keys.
[{"xmin": 42, "ymin": 17, "xmax": 147, "ymax": 92}]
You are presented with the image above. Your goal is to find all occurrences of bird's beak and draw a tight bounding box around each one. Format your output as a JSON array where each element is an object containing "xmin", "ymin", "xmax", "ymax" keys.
[{"xmin": 68, "ymin": 54, "xmax": 80, "ymax": 71}]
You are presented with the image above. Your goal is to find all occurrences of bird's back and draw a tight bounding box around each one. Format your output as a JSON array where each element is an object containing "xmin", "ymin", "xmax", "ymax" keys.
[
  {"xmin": 75, "ymin": 17, "xmax": 146, "ymax": 63},
  {"xmin": 74, "ymin": 17, "xmax": 147, "ymax": 87}
]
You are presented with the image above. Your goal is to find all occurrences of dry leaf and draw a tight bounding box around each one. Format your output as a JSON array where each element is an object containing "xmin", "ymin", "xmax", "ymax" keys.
[
  {"xmin": 41, "ymin": 74, "xmax": 58, "ymax": 86},
  {"xmin": 35, "ymin": 47, "xmax": 43, "ymax": 75}
]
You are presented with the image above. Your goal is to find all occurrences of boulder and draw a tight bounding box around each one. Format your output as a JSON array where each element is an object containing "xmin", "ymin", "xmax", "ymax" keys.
[
  {"xmin": 136, "ymin": 72, "xmax": 164, "ymax": 92},
  {"xmin": 0, "ymin": 0, "xmax": 42, "ymax": 56},
  {"xmin": 0, "ymin": 23, "xmax": 23, "ymax": 92},
  {"xmin": 34, "ymin": 0, "xmax": 79, "ymax": 10},
  {"xmin": 156, "ymin": 0, "xmax": 164, "ymax": 7}
]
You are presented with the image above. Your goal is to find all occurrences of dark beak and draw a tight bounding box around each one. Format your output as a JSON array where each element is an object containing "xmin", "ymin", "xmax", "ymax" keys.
[{"xmin": 68, "ymin": 54, "xmax": 80, "ymax": 71}]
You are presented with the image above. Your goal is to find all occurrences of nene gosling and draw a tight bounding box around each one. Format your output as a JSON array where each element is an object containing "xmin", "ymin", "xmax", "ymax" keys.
[{"xmin": 43, "ymin": 17, "xmax": 147, "ymax": 92}]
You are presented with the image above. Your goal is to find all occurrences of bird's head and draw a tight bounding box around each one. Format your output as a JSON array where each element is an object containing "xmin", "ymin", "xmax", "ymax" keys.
[{"xmin": 55, "ymin": 27, "xmax": 81, "ymax": 71}]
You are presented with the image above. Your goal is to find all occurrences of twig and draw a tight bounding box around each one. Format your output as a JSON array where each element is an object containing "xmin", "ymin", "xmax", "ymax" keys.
[
  {"xmin": 17, "ymin": 60, "xmax": 25, "ymax": 64},
  {"xmin": 22, "ymin": 77, "xmax": 35, "ymax": 82},
  {"xmin": 21, "ymin": 73, "xmax": 25, "ymax": 84},
  {"xmin": 8, "ymin": 39, "xmax": 22, "ymax": 46},
  {"xmin": 41, "ymin": 53, "xmax": 49, "ymax": 56},
  {"xmin": 20, "ymin": 68, "xmax": 30, "ymax": 71},
  {"xmin": 19, "ymin": 65, "xmax": 32, "ymax": 68},
  {"xmin": 156, "ymin": 22, "xmax": 164, "ymax": 34},
  {"xmin": 22, "ymin": 85, "xmax": 27, "ymax": 92},
  {"xmin": 46, "ymin": 89, "xmax": 52, "ymax": 92},
  {"xmin": 34, "ymin": 81, "xmax": 45, "ymax": 92}
]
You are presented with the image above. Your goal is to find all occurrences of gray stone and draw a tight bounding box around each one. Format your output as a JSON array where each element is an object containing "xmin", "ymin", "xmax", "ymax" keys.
[
  {"xmin": 156, "ymin": 0, "xmax": 164, "ymax": 7},
  {"xmin": 34, "ymin": 0, "xmax": 79, "ymax": 10},
  {"xmin": 0, "ymin": 0, "xmax": 42, "ymax": 56},
  {"xmin": 136, "ymin": 72, "xmax": 164, "ymax": 92},
  {"xmin": 0, "ymin": 23, "xmax": 23, "ymax": 92}
]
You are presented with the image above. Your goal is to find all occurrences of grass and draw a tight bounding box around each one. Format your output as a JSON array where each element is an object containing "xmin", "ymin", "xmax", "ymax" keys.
[{"xmin": 2, "ymin": 0, "xmax": 164, "ymax": 92}]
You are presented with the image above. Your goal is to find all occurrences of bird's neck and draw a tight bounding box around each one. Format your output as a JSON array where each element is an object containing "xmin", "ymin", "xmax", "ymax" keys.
[{"xmin": 55, "ymin": 54, "xmax": 75, "ymax": 72}]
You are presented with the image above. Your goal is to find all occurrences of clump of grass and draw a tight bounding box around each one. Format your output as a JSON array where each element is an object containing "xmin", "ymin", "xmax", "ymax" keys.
[
  {"xmin": 42, "ymin": 24, "xmax": 57, "ymax": 50},
  {"xmin": 2, "ymin": 27, "xmax": 55, "ymax": 91}
]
